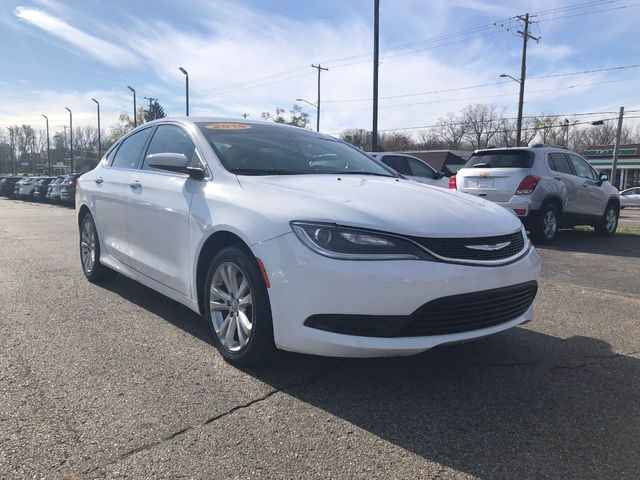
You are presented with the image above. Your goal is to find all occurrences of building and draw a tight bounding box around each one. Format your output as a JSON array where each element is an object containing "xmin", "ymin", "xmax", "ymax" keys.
[
  {"xmin": 400, "ymin": 149, "xmax": 471, "ymax": 177},
  {"xmin": 582, "ymin": 144, "xmax": 640, "ymax": 189}
]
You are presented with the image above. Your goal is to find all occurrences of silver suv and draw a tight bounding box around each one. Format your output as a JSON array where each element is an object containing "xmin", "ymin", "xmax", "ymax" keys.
[{"xmin": 453, "ymin": 146, "xmax": 620, "ymax": 243}]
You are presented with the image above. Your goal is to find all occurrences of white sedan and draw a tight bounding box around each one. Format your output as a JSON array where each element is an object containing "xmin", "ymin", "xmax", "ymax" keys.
[
  {"xmin": 620, "ymin": 187, "xmax": 640, "ymax": 208},
  {"xmin": 76, "ymin": 118, "xmax": 541, "ymax": 365}
]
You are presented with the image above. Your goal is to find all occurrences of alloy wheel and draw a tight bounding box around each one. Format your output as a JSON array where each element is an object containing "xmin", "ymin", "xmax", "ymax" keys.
[
  {"xmin": 210, "ymin": 262, "xmax": 254, "ymax": 352},
  {"xmin": 543, "ymin": 210, "xmax": 557, "ymax": 239},
  {"xmin": 605, "ymin": 208, "xmax": 618, "ymax": 233},
  {"xmin": 80, "ymin": 219, "xmax": 96, "ymax": 274}
]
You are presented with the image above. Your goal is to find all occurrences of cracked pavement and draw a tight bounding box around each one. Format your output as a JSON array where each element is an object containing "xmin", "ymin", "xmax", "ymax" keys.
[{"xmin": 0, "ymin": 198, "xmax": 639, "ymax": 479}]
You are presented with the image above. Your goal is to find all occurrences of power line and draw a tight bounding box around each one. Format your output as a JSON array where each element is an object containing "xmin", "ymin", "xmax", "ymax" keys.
[
  {"xmin": 322, "ymin": 64, "xmax": 640, "ymax": 103},
  {"xmin": 323, "ymin": 77, "xmax": 640, "ymax": 113},
  {"xmin": 535, "ymin": 2, "xmax": 639, "ymax": 22}
]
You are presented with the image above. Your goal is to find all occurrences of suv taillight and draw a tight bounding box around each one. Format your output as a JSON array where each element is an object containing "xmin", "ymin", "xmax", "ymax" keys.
[
  {"xmin": 448, "ymin": 175, "xmax": 457, "ymax": 190},
  {"xmin": 515, "ymin": 175, "xmax": 541, "ymax": 195}
]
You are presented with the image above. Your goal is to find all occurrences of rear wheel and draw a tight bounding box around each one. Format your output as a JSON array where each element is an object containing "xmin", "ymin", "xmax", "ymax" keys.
[
  {"xmin": 204, "ymin": 246, "xmax": 275, "ymax": 366},
  {"xmin": 594, "ymin": 203, "xmax": 618, "ymax": 237},
  {"xmin": 79, "ymin": 212, "xmax": 114, "ymax": 283},
  {"xmin": 530, "ymin": 204, "xmax": 559, "ymax": 244}
]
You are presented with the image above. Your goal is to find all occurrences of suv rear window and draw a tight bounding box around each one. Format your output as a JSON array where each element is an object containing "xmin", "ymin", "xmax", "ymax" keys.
[{"xmin": 465, "ymin": 150, "xmax": 533, "ymax": 169}]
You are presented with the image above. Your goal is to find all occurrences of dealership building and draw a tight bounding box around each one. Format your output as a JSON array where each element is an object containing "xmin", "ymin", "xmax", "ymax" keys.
[{"xmin": 583, "ymin": 144, "xmax": 640, "ymax": 190}]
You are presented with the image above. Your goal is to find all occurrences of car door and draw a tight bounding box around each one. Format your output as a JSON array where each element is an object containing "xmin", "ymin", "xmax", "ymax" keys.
[
  {"xmin": 567, "ymin": 153, "xmax": 608, "ymax": 215},
  {"xmin": 406, "ymin": 157, "xmax": 448, "ymax": 188},
  {"xmin": 547, "ymin": 153, "xmax": 581, "ymax": 214},
  {"xmin": 123, "ymin": 123, "xmax": 200, "ymax": 296},
  {"xmin": 93, "ymin": 127, "xmax": 153, "ymax": 264}
]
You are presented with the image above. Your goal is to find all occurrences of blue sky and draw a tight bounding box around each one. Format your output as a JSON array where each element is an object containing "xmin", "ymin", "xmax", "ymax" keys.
[{"xmin": 0, "ymin": 0, "xmax": 638, "ymax": 136}]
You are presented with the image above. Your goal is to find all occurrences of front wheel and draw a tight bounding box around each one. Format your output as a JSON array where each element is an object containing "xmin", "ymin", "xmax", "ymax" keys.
[
  {"xmin": 530, "ymin": 204, "xmax": 559, "ymax": 244},
  {"xmin": 204, "ymin": 246, "xmax": 276, "ymax": 366},
  {"xmin": 594, "ymin": 204, "xmax": 619, "ymax": 237}
]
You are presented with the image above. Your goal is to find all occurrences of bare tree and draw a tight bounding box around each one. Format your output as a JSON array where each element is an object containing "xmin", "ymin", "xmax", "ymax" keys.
[
  {"xmin": 416, "ymin": 130, "xmax": 447, "ymax": 150},
  {"xmin": 462, "ymin": 104, "xmax": 502, "ymax": 149},
  {"xmin": 340, "ymin": 129, "xmax": 371, "ymax": 150},
  {"xmin": 434, "ymin": 113, "xmax": 467, "ymax": 149},
  {"xmin": 378, "ymin": 132, "xmax": 416, "ymax": 151}
]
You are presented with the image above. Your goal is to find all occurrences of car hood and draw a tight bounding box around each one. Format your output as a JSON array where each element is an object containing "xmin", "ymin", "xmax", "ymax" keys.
[{"xmin": 237, "ymin": 174, "xmax": 522, "ymax": 238}]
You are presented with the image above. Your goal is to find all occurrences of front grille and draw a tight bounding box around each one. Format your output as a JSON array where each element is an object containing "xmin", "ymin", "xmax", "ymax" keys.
[
  {"xmin": 412, "ymin": 231, "xmax": 525, "ymax": 262},
  {"xmin": 403, "ymin": 281, "xmax": 537, "ymax": 336},
  {"xmin": 304, "ymin": 281, "xmax": 538, "ymax": 338}
]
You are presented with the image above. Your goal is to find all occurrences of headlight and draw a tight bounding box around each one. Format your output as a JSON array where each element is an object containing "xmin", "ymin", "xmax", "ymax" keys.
[{"xmin": 291, "ymin": 221, "xmax": 433, "ymax": 260}]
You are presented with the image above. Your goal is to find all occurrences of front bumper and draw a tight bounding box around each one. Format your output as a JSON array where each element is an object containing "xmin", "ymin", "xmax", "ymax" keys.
[{"xmin": 252, "ymin": 232, "xmax": 541, "ymax": 358}]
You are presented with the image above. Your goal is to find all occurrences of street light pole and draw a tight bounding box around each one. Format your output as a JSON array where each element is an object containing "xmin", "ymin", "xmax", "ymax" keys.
[
  {"xmin": 42, "ymin": 115, "xmax": 50, "ymax": 174},
  {"xmin": 127, "ymin": 86, "xmax": 137, "ymax": 127},
  {"xmin": 179, "ymin": 67, "xmax": 189, "ymax": 116},
  {"xmin": 372, "ymin": 0, "xmax": 380, "ymax": 151},
  {"xmin": 92, "ymin": 98, "xmax": 101, "ymax": 160},
  {"xmin": 65, "ymin": 107, "xmax": 73, "ymax": 173}
]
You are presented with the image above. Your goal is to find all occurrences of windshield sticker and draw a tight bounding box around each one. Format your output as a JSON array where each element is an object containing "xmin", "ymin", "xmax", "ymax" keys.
[{"xmin": 205, "ymin": 123, "xmax": 252, "ymax": 130}]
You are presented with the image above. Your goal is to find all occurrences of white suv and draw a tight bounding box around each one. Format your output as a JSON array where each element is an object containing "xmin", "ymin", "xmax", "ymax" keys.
[{"xmin": 452, "ymin": 146, "xmax": 620, "ymax": 243}]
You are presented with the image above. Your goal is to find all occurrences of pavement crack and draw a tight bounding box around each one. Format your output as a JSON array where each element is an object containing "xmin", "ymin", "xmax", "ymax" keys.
[{"xmin": 65, "ymin": 363, "xmax": 336, "ymax": 479}]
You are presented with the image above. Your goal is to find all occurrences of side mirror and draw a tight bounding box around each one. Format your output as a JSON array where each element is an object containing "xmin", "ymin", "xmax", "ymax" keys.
[
  {"xmin": 598, "ymin": 173, "xmax": 609, "ymax": 184},
  {"xmin": 146, "ymin": 153, "xmax": 205, "ymax": 180},
  {"xmin": 436, "ymin": 171, "xmax": 445, "ymax": 179}
]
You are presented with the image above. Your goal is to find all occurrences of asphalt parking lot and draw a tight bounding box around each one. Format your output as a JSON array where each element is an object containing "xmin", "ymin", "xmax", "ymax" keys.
[{"xmin": 1, "ymin": 199, "xmax": 639, "ymax": 479}]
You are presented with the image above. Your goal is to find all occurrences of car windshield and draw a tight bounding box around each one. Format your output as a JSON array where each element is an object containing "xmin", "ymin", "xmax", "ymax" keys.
[
  {"xmin": 197, "ymin": 122, "xmax": 395, "ymax": 177},
  {"xmin": 466, "ymin": 150, "xmax": 533, "ymax": 168}
]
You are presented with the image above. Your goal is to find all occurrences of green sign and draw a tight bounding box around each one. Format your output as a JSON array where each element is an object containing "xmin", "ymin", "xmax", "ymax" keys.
[{"xmin": 583, "ymin": 148, "xmax": 637, "ymax": 157}]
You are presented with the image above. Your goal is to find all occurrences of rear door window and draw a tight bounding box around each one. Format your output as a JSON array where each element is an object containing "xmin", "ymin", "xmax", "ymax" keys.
[
  {"xmin": 548, "ymin": 153, "xmax": 573, "ymax": 175},
  {"xmin": 111, "ymin": 128, "xmax": 152, "ymax": 170},
  {"xmin": 381, "ymin": 155, "xmax": 411, "ymax": 175},
  {"xmin": 466, "ymin": 150, "xmax": 533, "ymax": 168}
]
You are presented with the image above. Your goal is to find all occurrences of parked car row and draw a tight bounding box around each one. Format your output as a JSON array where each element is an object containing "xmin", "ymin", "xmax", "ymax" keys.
[{"xmin": 0, "ymin": 174, "xmax": 82, "ymax": 205}]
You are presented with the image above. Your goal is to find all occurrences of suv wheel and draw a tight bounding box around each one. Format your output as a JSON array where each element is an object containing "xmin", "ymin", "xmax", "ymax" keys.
[
  {"xmin": 595, "ymin": 203, "xmax": 618, "ymax": 237},
  {"xmin": 204, "ymin": 246, "xmax": 276, "ymax": 366},
  {"xmin": 531, "ymin": 204, "xmax": 559, "ymax": 244}
]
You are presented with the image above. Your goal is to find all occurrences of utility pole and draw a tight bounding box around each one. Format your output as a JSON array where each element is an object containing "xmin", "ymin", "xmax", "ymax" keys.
[
  {"xmin": 611, "ymin": 106, "xmax": 625, "ymax": 188},
  {"xmin": 515, "ymin": 13, "xmax": 539, "ymax": 146},
  {"xmin": 144, "ymin": 97, "xmax": 158, "ymax": 119},
  {"xmin": 242, "ymin": 113, "xmax": 249, "ymax": 119},
  {"xmin": 311, "ymin": 64, "xmax": 328, "ymax": 132},
  {"xmin": 372, "ymin": 0, "xmax": 380, "ymax": 151},
  {"xmin": 42, "ymin": 115, "xmax": 50, "ymax": 174},
  {"xmin": 65, "ymin": 107, "xmax": 73, "ymax": 173}
]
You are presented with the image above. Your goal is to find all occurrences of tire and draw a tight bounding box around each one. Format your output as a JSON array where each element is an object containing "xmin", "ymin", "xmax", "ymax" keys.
[
  {"xmin": 530, "ymin": 204, "xmax": 559, "ymax": 244},
  {"xmin": 79, "ymin": 212, "xmax": 114, "ymax": 283},
  {"xmin": 594, "ymin": 203, "xmax": 619, "ymax": 237},
  {"xmin": 204, "ymin": 246, "xmax": 276, "ymax": 366}
]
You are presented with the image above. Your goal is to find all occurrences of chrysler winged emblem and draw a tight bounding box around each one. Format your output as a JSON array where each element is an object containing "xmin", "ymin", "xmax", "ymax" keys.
[{"xmin": 465, "ymin": 241, "xmax": 511, "ymax": 251}]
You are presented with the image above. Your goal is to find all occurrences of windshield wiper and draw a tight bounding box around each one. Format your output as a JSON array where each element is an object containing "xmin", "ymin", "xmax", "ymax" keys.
[
  {"xmin": 472, "ymin": 162, "xmax": 491, "ymax": 168},
  {"xmin": 230, "ymin": 168, "xmax": 303, "ymax": 176}
]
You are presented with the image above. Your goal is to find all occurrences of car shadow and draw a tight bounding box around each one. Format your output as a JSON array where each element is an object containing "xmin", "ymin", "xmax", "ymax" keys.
[
  {"xmin": 535, "ymin": 229, "xmax": 640, "ymax": 258},
  {"xmin": 97, "ymin": 274, "xmax": 639, "ymax": 478}
]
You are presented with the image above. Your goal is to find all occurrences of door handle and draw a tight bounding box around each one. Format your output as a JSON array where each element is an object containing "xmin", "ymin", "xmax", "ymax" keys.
[
  {"xmin": 554, "ymin": 177, "xmax": 562, "ymax": 181},
  {"xmin": 129, "ymin": 180, "xmax": 142, "ymax": 189},
  {"xmin": 94, "ymin": 177, "xmax": 103, "ymax": 184},
  {"xmin": 582, "ymin": 182, "xmax": 590, "ymax": 188}
]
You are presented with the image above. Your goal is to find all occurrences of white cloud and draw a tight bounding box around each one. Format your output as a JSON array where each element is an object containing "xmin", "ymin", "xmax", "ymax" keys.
[{"xmin": 14, "ymin": 6, "xmax": 137, "ymax": 67}]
